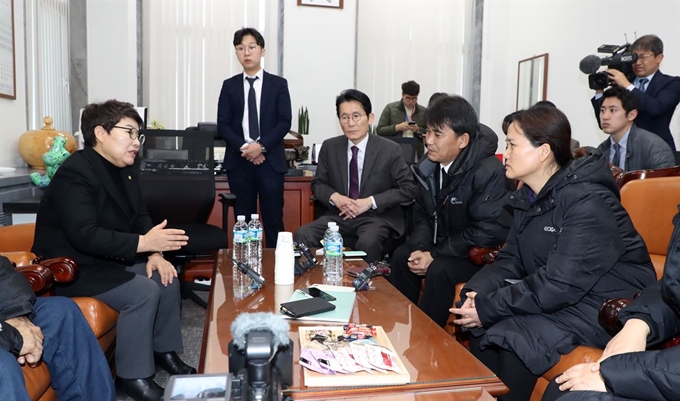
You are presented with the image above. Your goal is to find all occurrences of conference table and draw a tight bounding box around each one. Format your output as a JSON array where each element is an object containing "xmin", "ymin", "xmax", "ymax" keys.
[{"xmin": 198, "ymin": 249, "xmax": 507, "ymax": 399}]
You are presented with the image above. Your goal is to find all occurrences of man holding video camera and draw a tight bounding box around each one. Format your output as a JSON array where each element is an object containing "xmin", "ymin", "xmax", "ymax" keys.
[{"xmin": 591, "ymin": 34, "xmax": 680, "ymax": 151}]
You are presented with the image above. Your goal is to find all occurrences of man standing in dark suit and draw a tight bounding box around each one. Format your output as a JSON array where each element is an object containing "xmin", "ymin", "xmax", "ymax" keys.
[
  {"xmin": 295, "ymin": 89, "xmax": 417, "ymax": 263},
  {"xmin": 591, "ymin": 34, "xmax": 680, "ymax": 150},
  {"xmin": 217, "ymin": 27, "xmax": 292, "ymax": 248}
]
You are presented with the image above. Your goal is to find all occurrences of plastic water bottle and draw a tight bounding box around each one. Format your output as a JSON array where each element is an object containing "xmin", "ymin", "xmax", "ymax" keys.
[
  {"xmin": 247, "ymin": 214, "xmax": 263, "ymax": 275},
  {"xmin": 324, "ymin": 226, "xmax": 344, "ymax": 283},
  {"xmin": 322, "ymin": 221, "xmax": 337, "ymax": 267},
  {"xmin": 232, "ymin": 215, "xmax": 250, "ymax": 296}
]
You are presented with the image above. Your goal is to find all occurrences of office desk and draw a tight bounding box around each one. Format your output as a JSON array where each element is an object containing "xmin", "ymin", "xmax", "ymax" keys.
[{"xmin": 199, "ymin": 249, "xmax": 507, "ymax": 399}]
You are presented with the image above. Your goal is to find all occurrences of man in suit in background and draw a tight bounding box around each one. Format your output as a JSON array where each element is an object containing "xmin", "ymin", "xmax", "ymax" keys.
[
  {"xmin": 377, "ymin": 80, "xmax": 427, "ymax": 158},
  {"xmin": 597, "ymin": 86, "xmax": 675, "ymax": 171},
  {"xmin": 591, "ymin": 34, "xmax": 680, "ymax": 151},
  {"xmin": 295, "ymin": 89, "xmax": 417, "ymax": 263},
  {"xmin": 217, "ymin": 27, "xmax": 292, "ymax": 248}
]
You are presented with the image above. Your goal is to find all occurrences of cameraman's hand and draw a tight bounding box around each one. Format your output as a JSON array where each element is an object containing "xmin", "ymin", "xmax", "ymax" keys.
[{"xmin": 605, "ymin": 69, "xmax": 632, "ymax": 89}]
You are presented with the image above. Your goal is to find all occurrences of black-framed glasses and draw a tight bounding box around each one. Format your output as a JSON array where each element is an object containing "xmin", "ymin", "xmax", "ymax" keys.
[
  {"xmin": 113, "ymin": 126, "xmax": 145, "ymax": 144},
  {"xmin": 339, "ymin": 113, "xmax": 366, "ymax": 125},
  {"xmin": 235, "ymin": 45, "xmax": 260, "ymax": 54}
]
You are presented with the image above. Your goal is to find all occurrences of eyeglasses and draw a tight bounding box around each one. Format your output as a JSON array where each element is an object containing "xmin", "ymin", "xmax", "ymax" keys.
[
  {"xmin": 235, "ymin": 45, "xmax": 260, "ymax": 54},
  {"xmin": 113, "ymin": 126, "xmax": 145, "ymax": 144},
  {"xmin": 339, "ymin": 113, "xmax": 366, "ymax": 125},
  {"xmin": 634, "ymin": 53, "xmax": 656, "ymax": 61}
]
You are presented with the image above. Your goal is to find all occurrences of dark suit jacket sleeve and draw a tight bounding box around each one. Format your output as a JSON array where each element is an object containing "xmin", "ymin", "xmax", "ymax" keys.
[
  {"xmin": 259, "ymin": 77, "xmax": 292, "ymax": 151},
  {"xmin": 633, "ymin": 75, "xmax": 680, "ymax": 118},
  {"xmin": 50, "ymin": 164, "xmax": 140, "ymax": 263},
  {"xmin": 217, "ymin": 78, "xmax": 247, "ymax": 152},
  {"xmin": 371, "ymin": 143, "xmax": 417, "ymax": 213},
  {"xmin": 311, "ymin": 142, "xmax": 338, "ymax": 210}
]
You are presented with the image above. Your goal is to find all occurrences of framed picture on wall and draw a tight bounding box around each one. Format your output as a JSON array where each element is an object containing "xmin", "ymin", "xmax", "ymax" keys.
[
  {"xmin": 297, "ymin": 0, "xmax": 343, "ymax": 9},
  {"xmin": 0, "ymin": 0, "xmax": 16, "ymax": 100}
]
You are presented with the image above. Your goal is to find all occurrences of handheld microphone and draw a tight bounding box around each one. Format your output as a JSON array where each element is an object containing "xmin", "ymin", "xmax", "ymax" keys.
[
  {"xmin": 579, "ymin": 55, "xmax": 602, "ymax": 74},
  {"xmin": 228, "ymin": 254, "xmax": 266, "ymax": 286}
]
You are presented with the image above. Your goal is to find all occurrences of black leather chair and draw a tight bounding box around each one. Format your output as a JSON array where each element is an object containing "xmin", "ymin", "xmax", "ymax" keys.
[
  {"xmin": 385, "ymin": 136, "xmax": 419, "ymax": 165},
  {"xmin": 138, "ymin": 129, "xmax": 235, "ymax": 309}
]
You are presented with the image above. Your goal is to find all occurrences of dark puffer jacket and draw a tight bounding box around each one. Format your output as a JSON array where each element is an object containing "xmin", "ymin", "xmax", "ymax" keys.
[
  {"xmin": 408, "ymin": 124, "xmax": 513, "ymax": 257},
  {"xmin": 463, "ymin": 148, "xmax": 656, "ymax": 375}
]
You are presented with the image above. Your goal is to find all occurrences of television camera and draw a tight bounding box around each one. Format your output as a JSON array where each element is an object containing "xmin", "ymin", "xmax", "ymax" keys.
[{"xmin": 579, "ymin": 43, "xmax": 638, "ymax": 90}]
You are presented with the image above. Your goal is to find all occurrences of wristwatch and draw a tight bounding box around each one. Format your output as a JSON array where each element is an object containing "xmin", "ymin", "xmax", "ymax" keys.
[{"xmin": 257, "ymin": 140, "xmax": 267, "ymax": 154}]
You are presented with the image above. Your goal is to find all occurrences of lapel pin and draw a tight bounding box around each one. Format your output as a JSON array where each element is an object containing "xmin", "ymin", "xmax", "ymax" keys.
[{"xmin": 128, "ymin": 175, "xmax": 132, "ymax": 180}]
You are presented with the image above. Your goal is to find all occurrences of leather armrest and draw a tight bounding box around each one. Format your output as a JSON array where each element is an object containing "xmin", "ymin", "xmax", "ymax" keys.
[
  {"xmin": 542, "ymin": 346, "xmax": 604, "ymax": 382},
  {"xmin": 5, "ymin": 251, "xmax": 38, "ymax": 267},
  {"xmin": 72, "ymin": 297, "xmax": 119, "ymax": 338}
]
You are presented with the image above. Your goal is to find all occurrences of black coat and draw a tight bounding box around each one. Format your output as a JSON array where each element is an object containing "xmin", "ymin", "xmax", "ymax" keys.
[
  {"xmin": 408, "ymin": 124, "xmax": 513, "ymax": 257},
  {"xmin": 0, "ymin": 256, "xmax": 35, "ymax": 354},
  {"xmin": 463, "ymin": 149, "xmax": 656, "ymax": 375},
  {"xmin": 32, "ymin": 147, "xmax": 153, "ymax": 297}
]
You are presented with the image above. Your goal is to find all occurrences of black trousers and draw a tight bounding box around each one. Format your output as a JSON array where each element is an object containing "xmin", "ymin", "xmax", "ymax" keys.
[
  {"xmin": 227, "ymin": 157, "xmax": 285, "ymax": 248},
  {"xmin": 387, "ymin": 243, "xmax": 480, "ymax": 327},
  {"xmin": 470, "ymin": 335, "xmax": 539, "ymax": 401}
]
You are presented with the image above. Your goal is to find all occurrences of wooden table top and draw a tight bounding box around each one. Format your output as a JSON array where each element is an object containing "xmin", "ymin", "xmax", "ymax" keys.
[{"xmin": 198, "ymin": 249, "xmax": 506, "ymax": 399}]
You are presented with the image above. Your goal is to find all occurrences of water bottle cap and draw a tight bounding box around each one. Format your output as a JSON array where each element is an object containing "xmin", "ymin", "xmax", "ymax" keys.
[
  {"xmin": 251, "ymin": 214, "xmax": 259, "ymax": 220},
  {"xmin": 327, "ymin": 222, "xmax": 337, "ymax": 228},
  {"xmin": 237, "ymin": 215, "xmax": 246, "ymax": 221},
  {"xmin": 331, "ymin": 226, "xmax": 339, "ymax": 232}
]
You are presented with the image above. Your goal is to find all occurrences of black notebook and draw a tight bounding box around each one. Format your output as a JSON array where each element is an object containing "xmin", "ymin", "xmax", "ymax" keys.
[{"xmin": 280, "ymin": 297, "xmax": 336, "ymax": 319}]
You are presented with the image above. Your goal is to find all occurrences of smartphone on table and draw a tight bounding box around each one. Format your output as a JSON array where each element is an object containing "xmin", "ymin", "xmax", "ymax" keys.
[{"xmin": 299, "ymin": 287, "xmax": 337, "ymax": 301}]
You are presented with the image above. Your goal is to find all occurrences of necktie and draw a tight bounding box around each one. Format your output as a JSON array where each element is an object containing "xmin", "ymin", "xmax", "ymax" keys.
[
  {"xmin": 440, "ymin": 167, "xmax": 446, "ymax": 190},
  {"xmin": 638, "ymin": 78, "xmax": 649, "ymax": 92},
  {"xmin": 349, "ymin": 146, "xmax": 360, "ymax": 199},
  {"xmin": 246, "ymin": 77, "xmax": 259, "ymax": 140},
  {"xmin": 612, "ymin": 143, "xmax": 622, "ymax": 168}
]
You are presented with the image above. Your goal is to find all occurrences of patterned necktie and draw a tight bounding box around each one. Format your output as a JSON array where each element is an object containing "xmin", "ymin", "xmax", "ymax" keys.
[
  {"xmin": 348, "ymin": 146, "xmax": 360, "ymax": 199},
  {"xmin": 246, "ymin": 77, "xmax": 259, "ymax": 140},
  {"xmin": 612, "ymin": 143, "xmax": 622, "ymax": 168},
  {"xmin": 638, "ymin": 78, "xmax": 649, "ymax": 92}
]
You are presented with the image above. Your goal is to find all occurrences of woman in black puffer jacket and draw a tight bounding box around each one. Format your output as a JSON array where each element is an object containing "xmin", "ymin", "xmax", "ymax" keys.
[{"xmin": 451, "ymin": 107, "xmax": 656, "ymax": 401}]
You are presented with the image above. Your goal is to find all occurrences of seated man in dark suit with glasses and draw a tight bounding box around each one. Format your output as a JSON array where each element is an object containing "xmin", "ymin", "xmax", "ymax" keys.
[{"xmin": 295, "ymin": 89, "xmax": 417, "ymax": 263}]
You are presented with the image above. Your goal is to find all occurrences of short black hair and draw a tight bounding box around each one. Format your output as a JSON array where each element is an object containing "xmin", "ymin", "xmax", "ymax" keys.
[
  {"xmin": 601, "ymin": 86, "xmax": 638, "ymax": 116},
  {"xmin": 502, "ymin": 107, "xmax": 573, "ymax": 168},
  {"xmin": 427, "ymin": 92, "xmax": 449, "ymax": 108},
  {"xmin": 531, "ymin": 100, "xmax": 556, "ymax": 109},
  {"xmin": 81, "ymin": 100, "xmax": 144, "ymax": 148},
  {"xmin": 233, "ymin": 27, "xmax": 265, "ymax": 48},
  {"xmin": 401, "ymin": 81, "xmax": 420, "ymax": 96},
  {"xmin": 335, "ymin": 89, "xmax": 372, "ymax": 117},
  {"xmin": 424, "ymin": 95, "xmax": 478, "ymax": 140},
  {"xmin": 631, "ymin": 34, "xmax": 663, "ymax": 56}
]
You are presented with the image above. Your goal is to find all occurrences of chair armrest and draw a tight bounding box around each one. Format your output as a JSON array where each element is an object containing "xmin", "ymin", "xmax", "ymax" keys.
[
  {"xmin": 38, "ymin": 257, "xmax": 79, "ymax": 283},
  {"xmin": 5, "ymin": 251, "xmax": 38, "ymax": 267},
  {"xmin": 598, "ymin": 298, "xmax": 632, "ymax": 335},
  {"xmin": 17, "ymin": 264, "xmax": 55, "ymax": 293},
  {"xmin": 468, "ymin": 245, "xmax": 503, "ymax": 266},
  {"xmin": 542, "ymin": 346, "xmax": 604, "ymax": 382},
  {"xmin": 218, "ymin": 192, "xmax": 236, "ymax": 232}
]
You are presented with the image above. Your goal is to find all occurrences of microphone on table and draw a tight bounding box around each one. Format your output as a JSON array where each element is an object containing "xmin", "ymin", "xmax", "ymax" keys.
[
  {"xmin": 228, "ymin": 312, "xmax": 293, "ymax": 401},
  {"xmin": 228, "ymin": 254, "xmax": 265, "ymax": 287}
]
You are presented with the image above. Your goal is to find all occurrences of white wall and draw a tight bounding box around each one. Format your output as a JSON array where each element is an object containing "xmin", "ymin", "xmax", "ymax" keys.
[
  {"xmin": 0, "ymin": 0, "xmax": 27, "ymax": 167},
  {"xmin": 481, "ymin": 0, "xmax": 680, "ymax": 152},
  {"xmin": 87, "ymin": 0, "xmax": 138, "ymax": 104},
  {"xmin": 283, "ymin": 0, "xmax": 357, "ymax": 147}
]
